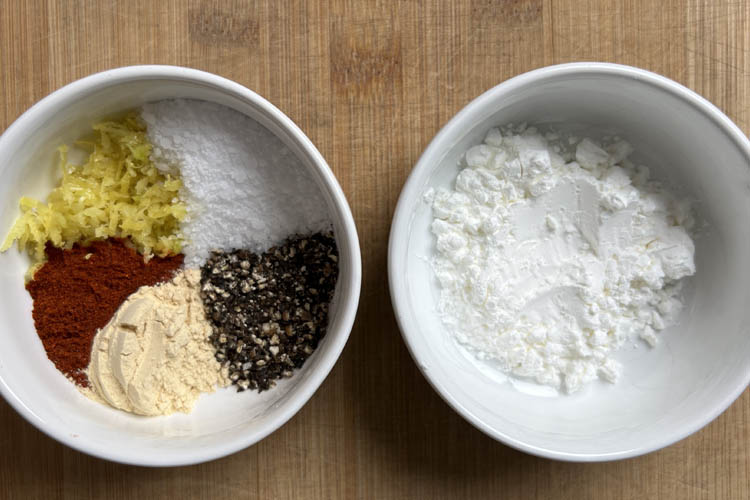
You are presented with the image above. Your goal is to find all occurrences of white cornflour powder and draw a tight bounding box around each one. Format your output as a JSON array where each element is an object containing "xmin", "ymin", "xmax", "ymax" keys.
[
  {"xmin": 141, "ymin": 99, "xmax": 332, "ymax": 267},
  {"xmin": 428, "ymin": 125, "xmax": 696, "ymax": 393}
]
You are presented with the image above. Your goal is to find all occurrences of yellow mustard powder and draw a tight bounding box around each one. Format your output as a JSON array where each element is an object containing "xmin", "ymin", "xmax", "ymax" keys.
[{"xmin": 85, "ymin": 269, "xmax": 229, "ymax": 416}]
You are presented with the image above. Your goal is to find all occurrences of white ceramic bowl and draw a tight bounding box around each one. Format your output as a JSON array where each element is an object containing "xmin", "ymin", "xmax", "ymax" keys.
[
  {"xmin": 0, "ymin": 66, "xmax": 361, "ymax": 466},
  {"xmin": 389, "ymin": 63, "xmax": 750, "ymax": 461}
]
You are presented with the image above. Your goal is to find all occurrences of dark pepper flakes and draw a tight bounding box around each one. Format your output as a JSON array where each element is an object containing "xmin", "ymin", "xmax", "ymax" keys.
[{"xmin": 200, "ymin": 233, "xmax": 338, "ymax": 392}]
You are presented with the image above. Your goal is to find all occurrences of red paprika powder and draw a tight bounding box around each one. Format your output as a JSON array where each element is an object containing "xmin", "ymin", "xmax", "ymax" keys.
[{"xmin": 26, "ymin": 238, "xmax": 183, "ymax": 386}]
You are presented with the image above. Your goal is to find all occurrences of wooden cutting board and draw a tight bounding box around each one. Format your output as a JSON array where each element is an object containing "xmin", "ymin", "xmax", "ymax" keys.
[{"xmin": 1, "ymin": 1, "xmax": 748, "ymax": 498}]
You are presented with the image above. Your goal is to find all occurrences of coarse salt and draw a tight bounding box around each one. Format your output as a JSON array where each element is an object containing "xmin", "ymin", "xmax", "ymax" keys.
[{"xmin": 141, "ymin": 99, "xmax": 332, "ymax": 268}]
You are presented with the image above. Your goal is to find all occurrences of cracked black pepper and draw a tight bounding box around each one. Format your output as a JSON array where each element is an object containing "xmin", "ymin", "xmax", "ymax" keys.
[{"xmin": 200, "ymin": 233, "xmax": 339, "ymax": 392}]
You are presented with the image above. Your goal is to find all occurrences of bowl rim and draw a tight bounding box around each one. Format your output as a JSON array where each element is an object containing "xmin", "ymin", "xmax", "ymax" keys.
[
  {"xmin": 0, "ymin": 65, "xmax": 362, "ymax": 466},
  {"xmin": 388, "ymin": 61, "xmax": 750, "ymax": 462}
]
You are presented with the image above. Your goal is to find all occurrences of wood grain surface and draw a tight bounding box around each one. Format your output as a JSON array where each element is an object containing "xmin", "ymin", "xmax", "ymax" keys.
[{"xmin": 1, "ymin": 1, "xmax": 749, "ymax": 499}]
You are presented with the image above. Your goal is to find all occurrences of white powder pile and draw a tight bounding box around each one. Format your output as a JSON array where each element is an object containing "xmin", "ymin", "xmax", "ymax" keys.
[
  {"xmin": 141, "ymin": 99, "xmax": 332, "ymax": 268},
  {"xmin": 429, "ymin": 125, "xmax": 696, "ymax": 393}
]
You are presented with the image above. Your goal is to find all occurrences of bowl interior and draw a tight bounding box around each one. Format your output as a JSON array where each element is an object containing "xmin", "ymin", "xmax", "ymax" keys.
[
  {"xmin": 390, "ymin": 66, "xmax": 750, "ymax": 460},
  {"xmin": 0, "ymin": 71, "xmax": 358, "ymax": 465}
]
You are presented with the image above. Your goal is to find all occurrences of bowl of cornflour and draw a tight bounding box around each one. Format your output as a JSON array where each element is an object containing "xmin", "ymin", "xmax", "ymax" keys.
[
  {"xmin": 389, "ymin": 63, "xmax": 750, "ymax": 461},
  {"xmin": 0, "ymin": 66, "xmax": 361, "ymax": 465}
]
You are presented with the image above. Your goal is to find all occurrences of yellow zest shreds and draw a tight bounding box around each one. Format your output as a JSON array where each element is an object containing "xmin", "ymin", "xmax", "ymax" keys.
[{"xmin": 0, "ymin": 113, "xmax": 186, "ymax": 264}]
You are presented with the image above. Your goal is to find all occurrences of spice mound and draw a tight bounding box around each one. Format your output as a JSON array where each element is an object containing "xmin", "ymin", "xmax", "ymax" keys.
[
  {"xmin": 142, "ymin": 99, "xmax": 331, "ymax": 267},
  {"xmin": 201, "ymin": 233, "xmax": 339, "ymax": 392},
  {"xmin": 86, "ymin": 269, "xmax": 229, "ymax": 416},
  {"xmin": 1, "ymin": 114, "xmax": 186, "ymax": 268},
  {"xmin": 27, "ymin": 238, "xmax": 183, "ymax": 386}
]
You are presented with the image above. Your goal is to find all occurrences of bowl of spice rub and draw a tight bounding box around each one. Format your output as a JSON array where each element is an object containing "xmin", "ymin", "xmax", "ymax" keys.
[
  {"xmin": 389, "ymin": 63, "xmax": 750, "ymax": 461},
  {"xmin": 0, "ymin": 66, "xmax": 361, "ymax": 465}
]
